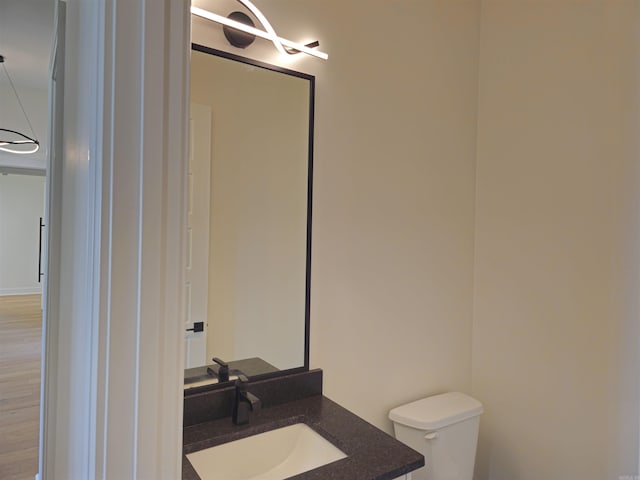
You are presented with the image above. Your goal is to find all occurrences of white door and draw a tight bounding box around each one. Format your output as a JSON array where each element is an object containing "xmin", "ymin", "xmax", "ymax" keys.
[{"xmin": 184, "ymin": 103, "xmax": 212, "ymax": 368}]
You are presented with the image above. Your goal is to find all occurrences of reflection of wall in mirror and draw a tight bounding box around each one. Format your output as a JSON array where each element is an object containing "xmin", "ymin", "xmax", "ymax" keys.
[{"xmin": 191, "ymin": 51, "xmax": 309, "ymax": 370}]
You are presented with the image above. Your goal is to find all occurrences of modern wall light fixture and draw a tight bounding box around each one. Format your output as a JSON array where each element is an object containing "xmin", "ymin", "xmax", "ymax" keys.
[
  {"xmin": 191, "ymin": 1, "xmax": 328, "ymax": 60},
  {"xmin": 0, "ymin": 55, "xmax": 39, "ymax": 155}
]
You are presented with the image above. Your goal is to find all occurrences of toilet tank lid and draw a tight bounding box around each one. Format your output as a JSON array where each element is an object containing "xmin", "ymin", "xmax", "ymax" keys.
[{"xmin": 389, "ymin": 392, "xmax": 483, "ymax": 430}]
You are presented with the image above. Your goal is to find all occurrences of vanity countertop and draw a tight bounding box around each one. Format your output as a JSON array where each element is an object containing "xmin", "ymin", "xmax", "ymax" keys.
[{"xmin": 182, "ymin": 394, "xmax": 424, "ymax": 480}]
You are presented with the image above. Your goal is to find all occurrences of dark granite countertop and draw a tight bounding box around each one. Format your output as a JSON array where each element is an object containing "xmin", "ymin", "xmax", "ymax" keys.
[{"xmin": 182, "ymin": 395, "xmax": 424, "ymax": 480}]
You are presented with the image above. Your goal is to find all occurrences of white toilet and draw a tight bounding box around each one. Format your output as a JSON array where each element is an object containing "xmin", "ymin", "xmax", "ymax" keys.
[{"xmin": 389, "ymin": 392, "xmax": 483, "ymax": 480}]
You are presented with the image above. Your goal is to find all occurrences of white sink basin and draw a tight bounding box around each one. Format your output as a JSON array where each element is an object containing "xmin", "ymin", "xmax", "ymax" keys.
[{"xmin": 186, "ymin": 423, "xmax": 347, "ymax": 480}]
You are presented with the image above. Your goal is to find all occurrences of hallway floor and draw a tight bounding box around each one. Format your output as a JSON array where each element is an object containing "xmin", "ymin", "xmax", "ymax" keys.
[{"xmin": 0, "ymin": 294, "xmax": 41, "ymax": 480}]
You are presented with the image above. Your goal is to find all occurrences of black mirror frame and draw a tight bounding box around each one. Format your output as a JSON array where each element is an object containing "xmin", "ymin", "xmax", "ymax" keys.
[{"xmin": 184, "ymin": 43, "xmax": 314, "ymax": 396}]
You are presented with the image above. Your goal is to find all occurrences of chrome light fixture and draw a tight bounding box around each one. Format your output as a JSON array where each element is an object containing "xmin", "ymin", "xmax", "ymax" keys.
[
  {"xmin": 0, "ymin": 55, "xmax": 40, "ymax": 155},
  {"xmin": 191, "ymin": 0, "xmax": 328, "ymax": 60}
]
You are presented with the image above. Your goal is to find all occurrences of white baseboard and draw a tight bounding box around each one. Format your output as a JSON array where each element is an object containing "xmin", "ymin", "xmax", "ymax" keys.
[{"xmin": 0, "ymin": 287, "xmax": 42, "ymax": 296}]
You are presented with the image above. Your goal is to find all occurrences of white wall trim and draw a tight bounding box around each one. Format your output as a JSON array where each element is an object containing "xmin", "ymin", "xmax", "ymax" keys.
[
  {"xmin": 95, "ymin": 0, "xmax": 189, "ymax": 477},
  {"xmin": 0, "ymin": 288, "xmax": 42, "ymax": 296},
  {"xmin": 40, "ymin": 2, "xmax": 64, "ymax": 478}
]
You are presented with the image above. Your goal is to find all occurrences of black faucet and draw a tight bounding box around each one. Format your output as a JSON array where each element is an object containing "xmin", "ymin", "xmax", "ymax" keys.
[
  {"xmin": 232, "ymin": 375, "xmax": 261, "ymax": 425},
  {"xmin": 208, "ymin": 357, "xmax": 230, "ymax": 382}
]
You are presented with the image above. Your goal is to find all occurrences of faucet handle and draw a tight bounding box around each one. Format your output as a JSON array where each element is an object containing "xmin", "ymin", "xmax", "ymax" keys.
[
  {"xmin": 245, "ymin": 391, "xmax": 261, "ymax": 412},
  {"xmin": 212, "ymin": 357, "xmax": 230, "ymax": 382}
]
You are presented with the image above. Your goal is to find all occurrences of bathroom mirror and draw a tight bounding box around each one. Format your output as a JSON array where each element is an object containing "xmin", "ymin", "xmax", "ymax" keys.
[{"xmin": 184, "ymin": 44, "xmax": 314, "ymax": 393}]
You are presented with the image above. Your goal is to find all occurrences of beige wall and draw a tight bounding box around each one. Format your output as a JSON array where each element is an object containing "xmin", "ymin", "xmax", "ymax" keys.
[
  {"xmin": 308, "ymin": 0, "xmax": 481, "ymax": 431},
  {"xmin": 472, "ymin": 1, "xmax": 640, "ymax": 479}
]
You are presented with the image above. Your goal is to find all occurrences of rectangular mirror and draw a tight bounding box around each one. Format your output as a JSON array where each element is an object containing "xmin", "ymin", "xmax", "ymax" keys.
[{"xmin": 184, "ymin": 44, "xmax": 314, "ymax": 393}]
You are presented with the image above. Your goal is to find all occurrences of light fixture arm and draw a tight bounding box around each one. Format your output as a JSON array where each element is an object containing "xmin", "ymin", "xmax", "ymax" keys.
[
  {"xmin": 190, "ymin": 2, "xmax": 328, "ymax": 60},
  {"xmin": 234, "ymin": 0, "xmax": 287, "ymax": 56}
]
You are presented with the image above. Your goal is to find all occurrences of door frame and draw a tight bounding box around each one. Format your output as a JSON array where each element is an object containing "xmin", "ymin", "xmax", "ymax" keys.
[
  {"xmin": 39, "ymin": 0, "xmax": 189, "ymax": 478},
  {"xmin": 38, "ymin": 2, "xmax": 64, "ymax": 478}
]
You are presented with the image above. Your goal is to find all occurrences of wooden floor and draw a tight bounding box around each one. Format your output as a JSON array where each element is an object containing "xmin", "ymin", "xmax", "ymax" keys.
[{"xmin": 0, "ymin": 295, "xmax": 41, "ymax": 480}]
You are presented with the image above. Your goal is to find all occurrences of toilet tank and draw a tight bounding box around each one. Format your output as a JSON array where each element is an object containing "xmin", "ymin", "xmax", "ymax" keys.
[{"xmin": 389, "ymin": 392, "xmax": 483, "ymax": 480}]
